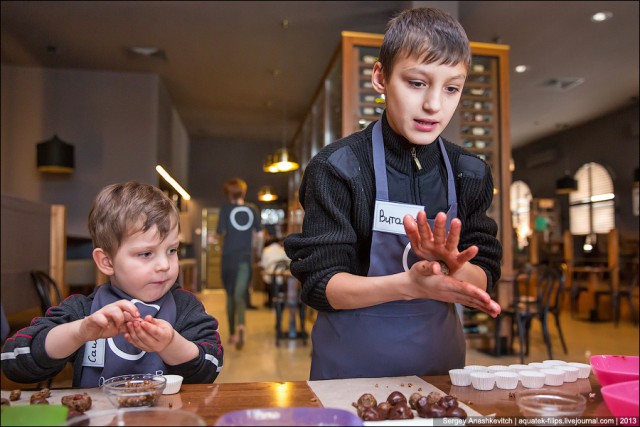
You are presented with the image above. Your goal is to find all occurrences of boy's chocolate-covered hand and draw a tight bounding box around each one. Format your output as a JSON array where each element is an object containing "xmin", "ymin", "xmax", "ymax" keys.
[
  {"xmin": 403, "ymin": 211, "xmax": 478, "ymax": 275},
  {"xmin": 79, "ymin": 300, "xmax": 140, "ymax": 341},
  {"xmin": 124, "ymin": 315, "xmax": 175, "ymax": 353}
]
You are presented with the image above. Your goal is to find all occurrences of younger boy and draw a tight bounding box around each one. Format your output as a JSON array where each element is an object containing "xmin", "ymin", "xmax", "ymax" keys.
[
  {"xmin": 285, "ymin": 7, "xmax": 502, "ymax": 380},
  {"xmin": 1, "ymin": 181, "xmax": 223, "ymax": 386}
]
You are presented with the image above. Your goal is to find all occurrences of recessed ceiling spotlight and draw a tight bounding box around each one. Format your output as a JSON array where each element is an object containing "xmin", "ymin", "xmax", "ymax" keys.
[
  {"xmin": 514, "ymin": 65, "xmax": 530, "ymax": 73},
  {"xmin": 591, "ymin": 11, "xmax": 613, "ymax": 22},
  {"xmin": 125, "ymin": 46, "xmax": 167, "ymax": 60}
]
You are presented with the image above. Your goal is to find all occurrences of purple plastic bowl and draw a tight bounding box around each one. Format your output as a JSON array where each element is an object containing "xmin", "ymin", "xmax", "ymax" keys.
[{"xmin": 214, "ymin": 407, "xmax": 364, "ymax": 426}]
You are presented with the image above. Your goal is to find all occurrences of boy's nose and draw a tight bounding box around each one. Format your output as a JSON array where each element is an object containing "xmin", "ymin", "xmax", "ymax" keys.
[
  {"xmin": 156, "ymin": 255, "xmax": 170, "ymax": 271},
  {"xmin": 422, "ymin": 90, "xmax": 441, "ymax": 113}
]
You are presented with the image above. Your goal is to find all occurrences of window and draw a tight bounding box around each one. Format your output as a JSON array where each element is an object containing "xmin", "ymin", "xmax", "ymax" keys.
[
  {"xmin": 510, "ymin": 180, "xmax": 532, "ymax": 250},
  {"xmin": 569, "ymin": 162, "xmax": 615, "ymax": 235}
]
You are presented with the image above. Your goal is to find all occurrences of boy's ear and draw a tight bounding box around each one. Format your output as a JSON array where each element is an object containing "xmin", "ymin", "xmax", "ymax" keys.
[
  {"xmin": 371, "ymin": 62, "xmax": 386, "ymax": 94},
  {"xmin": 93, "ymin": 248, "xmax": 114, "ymax": 276}
]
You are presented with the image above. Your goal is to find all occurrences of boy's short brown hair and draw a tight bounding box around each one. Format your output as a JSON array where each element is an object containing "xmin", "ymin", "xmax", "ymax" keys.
[
  {"xmin": 223, "ymin": 178, "xmax": 247, "ymax": 201},
  {"xmin": 88, "ymin": 181, "xmax": 180, "ymax": 255},
  {"xmin": 379, "ymin": 7, "xmax": 471, "ymax": 78}
]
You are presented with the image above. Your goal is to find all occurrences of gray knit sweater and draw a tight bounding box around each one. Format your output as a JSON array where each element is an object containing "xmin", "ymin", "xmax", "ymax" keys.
[{"xmin": 284, "ymin": 116, "xmax": 502, "ymax": 312}]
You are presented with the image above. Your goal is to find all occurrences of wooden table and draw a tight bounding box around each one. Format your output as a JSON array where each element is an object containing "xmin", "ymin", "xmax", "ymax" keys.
[
  {"xmin": 3, "ymin": 376, "xmax": 614, "ymax": 425},
  {"xmin": 154, "ymin": 375, "xmax": 612, "ymax": 424}
]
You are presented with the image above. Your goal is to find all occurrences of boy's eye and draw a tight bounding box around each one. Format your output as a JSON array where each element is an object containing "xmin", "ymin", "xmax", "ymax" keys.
[
  {"xmin": 168, "ymin": 248, "xmax": 178, "ymax": 255},
  {"xmin": 139, "ymin": 252, "xmax": 152, "ymax": 258},
  {"xmin": 445, "ymin": 86, "xmax": 461, "ymax": 93},
  {"xmin": 409, "ymin": 80, "xmax": 425, "ymax": 88}
]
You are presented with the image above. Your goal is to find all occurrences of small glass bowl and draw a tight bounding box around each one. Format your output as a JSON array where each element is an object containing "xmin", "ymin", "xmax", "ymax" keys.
[
  {"xmin": 102, "ymin": 374, "xmax": 167, "ymax": 408},
  {"xmin": 515, "ymin": 389, "xmax": 587, "ymax": 417}
]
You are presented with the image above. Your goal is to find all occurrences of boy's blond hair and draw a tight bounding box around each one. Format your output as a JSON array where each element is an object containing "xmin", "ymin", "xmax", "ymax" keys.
[
  {"xmin": 379, "ymin": 7, "xmax": 471, "ymax": 78},
  {"xmin": 88, "ymin": 181, "xmax": 180, "ymax": 256}
]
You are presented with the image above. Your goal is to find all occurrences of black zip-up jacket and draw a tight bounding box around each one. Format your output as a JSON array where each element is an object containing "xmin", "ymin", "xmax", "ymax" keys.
[{"xmin": 285, "ymin": 115, "xmax": 502, "ymax": 312}]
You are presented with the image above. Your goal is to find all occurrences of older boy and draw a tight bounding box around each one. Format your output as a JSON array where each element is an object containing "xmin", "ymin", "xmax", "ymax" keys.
[
  {"xmin": 285, "ymin": 7, "xmax": 502, "ymax": 380},
  {"xmin": 1, "ymin": 182, "xmax": 223, "ymax": 386}
]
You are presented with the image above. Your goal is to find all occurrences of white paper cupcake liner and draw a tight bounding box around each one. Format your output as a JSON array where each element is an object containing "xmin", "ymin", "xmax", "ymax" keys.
[
  {"xmin": 540, "ymin": 368, "xmax": 566, "ymax": 386},
  {"xmin": 555, "ymin": 366, "xmax": 579, "ymax": 382},
  {"xmin": 542, "ymin": 359, "xmax": 567, "ymax": 367},
  {"xmin": 520, "ymin": 371, "xmax": 546, "ymax": 389},
  {"xmin": 509, "ymin": 364, "xmax": 532, "ymax": 372},
  {"xmin": 162, "ymin": 374, "xmax": 184, "ymax": 395},
  {"xmin": 449, "ymin": 368, "xmax": 472, "ymax": 386},
  {"xmin": 567, "ymin": 362, "xmax": 592, "ymax": 379},
  {"xmin": 495, "ymin": 371, "xmax": 519, "ymax": 389},
  {"xmin": 470, "ymin": 371, "xmax": 496, "ymax": 391},
  {"xmin": 528, "ymin": 362, "xmax": 546, "ymax": 369},
  {"xmin": 464, "ymin": 365, "xmax": 487, "ymax": 372},
  {"xmin": 487, "ymin": 365, "xmax": 511, "ymax": 373}
]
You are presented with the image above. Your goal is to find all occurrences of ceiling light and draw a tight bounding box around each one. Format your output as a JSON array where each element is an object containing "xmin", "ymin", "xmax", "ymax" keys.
[
  {"xmin": 555, "ymin": 173, "xmax": 578, "ymax": 194},
  {"xmin": 591, "ymin": 11, "xmax": 613, "ymax": 22},
  {"xmin": 258, "ymin": 186, "xmax": 278, "ymax": 202},
  {"xmin": 156, "ymin": 165, "xmax": 191, "ymax": 200},
  {"xmin": 514, "ymin": 65, "xmax": 529, "ymax": 73},
  {"xmin": 125, "ymin": 46, "xmax": 167, "ymax": 60}
]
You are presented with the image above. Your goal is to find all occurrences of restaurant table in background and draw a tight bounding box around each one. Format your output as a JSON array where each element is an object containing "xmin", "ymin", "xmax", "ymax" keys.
[{"xmin": 1, "ymin": 376, "xmax": 613, "ymax": 425}]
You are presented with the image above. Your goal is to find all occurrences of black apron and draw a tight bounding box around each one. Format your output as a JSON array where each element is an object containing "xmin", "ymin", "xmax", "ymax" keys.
[{"xmin": 309, "ymin": 121, "xmax": 465, "ymax": 380}]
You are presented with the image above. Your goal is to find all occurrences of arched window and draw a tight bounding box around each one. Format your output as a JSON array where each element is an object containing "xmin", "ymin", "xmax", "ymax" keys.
[
  {"xmin": 510, "ymin": 180, "xmax": 532, "ymax": 250},
  {"xmin": 569, "ymin": 162, "xmax": 615, "ymax": 235}
]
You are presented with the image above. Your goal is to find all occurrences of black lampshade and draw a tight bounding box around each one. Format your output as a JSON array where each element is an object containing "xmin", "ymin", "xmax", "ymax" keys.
[
  {"xmin": 37, "ymin": 135, "xmax": 75, "ymax": 173},
  {"xmin": 555, "ymin": 174, "xmax": 577, "ymax": 194}
]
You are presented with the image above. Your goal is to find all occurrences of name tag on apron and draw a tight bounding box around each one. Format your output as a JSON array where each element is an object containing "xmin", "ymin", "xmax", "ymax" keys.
[
  {"xmin": 82, "ymin": 338, "xmax": 105, "ymax": 367},
  {"xmin": 372, "ymin": 200, "xmax": 424, "ymax": 235}
]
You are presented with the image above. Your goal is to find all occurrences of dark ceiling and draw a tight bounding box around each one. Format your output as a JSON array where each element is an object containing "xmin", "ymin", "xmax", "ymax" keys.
[{"xmin": 1, "ymin": 1, "xmax": 638, "ymax": 150}]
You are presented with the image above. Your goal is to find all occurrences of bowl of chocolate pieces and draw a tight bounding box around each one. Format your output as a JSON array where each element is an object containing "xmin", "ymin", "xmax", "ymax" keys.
[{"xmin": 102, "ymin": 374, "xmax": 166, "ymax": 408}]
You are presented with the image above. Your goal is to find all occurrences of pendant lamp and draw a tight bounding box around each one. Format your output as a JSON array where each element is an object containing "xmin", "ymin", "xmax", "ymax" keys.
[
  {"xmin": 258, "ymin": 185, "xmax": 278, "ymax": 202},
  {"xmin": 37, "ymin": 134, "xmax": 75, "ymax": 173},
  {"xmin": 263, "ymin": 154, "xmax": 280, "ymax": 173},
  {"xmin": 555, "ymin": 172, "xmax": 577, "ymax": 194},
  {"xmin": 271, "ymin": 148, "xmax": 299, "ymax": 172},
  {"xmin": 266, "ymin": 18, "xmax": 299, "ymax": 174}
]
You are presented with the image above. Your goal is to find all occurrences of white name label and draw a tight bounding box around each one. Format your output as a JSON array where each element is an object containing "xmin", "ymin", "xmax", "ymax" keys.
[
  {"xmin": 372, "ymin": 200, "xmax": 424, "ymax": 235},
  {"xmin": 82, "ymin": 338, "xmax": 105, "ymax": 367}
]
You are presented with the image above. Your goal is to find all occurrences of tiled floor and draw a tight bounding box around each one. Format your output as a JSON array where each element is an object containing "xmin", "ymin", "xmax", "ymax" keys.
[{"xmin": 204, "ymin": 289, "xmax": 640, "ymax": 384}]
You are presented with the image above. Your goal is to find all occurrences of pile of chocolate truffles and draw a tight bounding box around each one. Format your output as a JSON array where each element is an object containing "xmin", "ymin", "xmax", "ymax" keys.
[{"xmin": 352, "ymin": 390, "xmax": 467, "ymax": 421}]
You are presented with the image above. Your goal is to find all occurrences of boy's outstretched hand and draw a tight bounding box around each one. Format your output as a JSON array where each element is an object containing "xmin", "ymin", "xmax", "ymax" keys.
[
  {"xmin": 404, "ymin": 211, "xmax": 501, "ymax": 318},
  {"xmin": 403, "ymin": 211, "xmax": 477, "ymax": 275}
]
